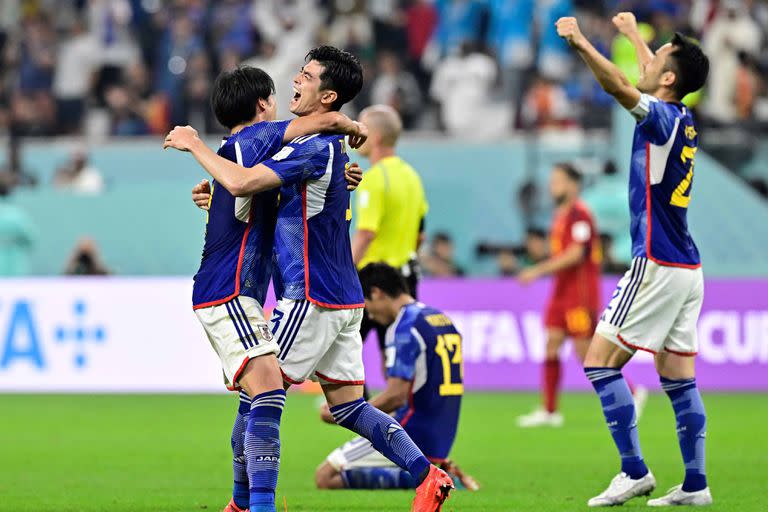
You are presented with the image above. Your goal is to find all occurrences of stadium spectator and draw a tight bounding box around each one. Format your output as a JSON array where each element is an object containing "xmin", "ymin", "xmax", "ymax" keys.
[
  {"xmin": 0, "ymin": 174, "xmax": 35, "ymax": 276},
  {"xmin": 522, "ymin": 228, "xmax": 549, "ymax": 266},
  {"xmin": 430, "ymin": 41, "xmax": 510, "ymax": 137},
  {"xmin": 64, "ymin": 237, "xmax": 111, "ymax": 276},
  {"xmin": 53, "ymin": 149, "xmax": 105, "ymax": 195},
  {"xmin": 53, "ymin": 17, "xmax": 98, "ymax": 134},
  {"xmin": 370, "ymin": 52, "xmax": 423, "ymax": 128},
  {"xmin": 702, "ymin": 0, "xmax": 762, "ymax": 123},
  {"xmin": 421, "ymin": 232, "xmax": 464, "ymax": 277},
  {"xmin": 521, "ymin": 74, "xmax": 575, "ymax": 128}
]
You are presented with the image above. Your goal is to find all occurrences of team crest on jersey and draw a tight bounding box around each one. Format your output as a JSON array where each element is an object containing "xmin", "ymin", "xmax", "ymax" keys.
[
  {"xmin": 685, "ymin": 125, "xmax": 697, "ymax": 140},
  {"xmin": 257, "ymin": 323, "xmax": 273, "ymax": 341}
]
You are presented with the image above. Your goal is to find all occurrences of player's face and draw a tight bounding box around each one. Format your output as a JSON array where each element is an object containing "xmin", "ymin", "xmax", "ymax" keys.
[
  {"xmin": 290, "ymin": 60, "xmax": 329, "ymax": 116},
  {"xmin": 637, "ymin": 43, "xmax": 675, "ymax": 94},
  {"xmin": 364, "ymin": 289, "xmax": 392, "ymax": 325},
  {"xmin": 263, "ymin": 94, "xmax": 277, "ymax": 121},
  {"xmin": 549, "ymin": 168, "xmax": 570, "ymax": 205}
]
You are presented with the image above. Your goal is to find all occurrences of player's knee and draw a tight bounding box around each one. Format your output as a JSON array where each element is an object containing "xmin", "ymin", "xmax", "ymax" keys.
[
  {"xmin": 315, "ymin": 462, "xmax": 337, "ymax": 489},
  {"xmin": 584, "ymin": 333, "xmax": 628, "ymax": 368}
]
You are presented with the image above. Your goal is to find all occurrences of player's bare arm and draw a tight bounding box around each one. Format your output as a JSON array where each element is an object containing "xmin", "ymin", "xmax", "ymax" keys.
[
  {"xmin": 556, "ymin": 16, "xmax": 641, "ymax": 110},
  {"xmin": 284, "ymin": 112, "xmax": 369, "ymax": 149},
  {"xmin": 612, "ymin": 12, "xmax": 653, "ymax": 75},
  {"xmin": 351, "ymin": 229, "xmax": 376, "ymax": 265},
  {"xmin": 518, "ymin": 242, "xmax": 586, "ymax": 285}
]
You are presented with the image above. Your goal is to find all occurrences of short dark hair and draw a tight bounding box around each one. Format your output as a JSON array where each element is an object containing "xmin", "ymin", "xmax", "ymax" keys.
[
  {"xmin": 666, "ymin": 33, "xmax": 709, "ymax": 99},
  {"xmin": 211, "ymin": 66, "xmax": 275, "ymax": 129},
  {"xmin": 358, "ymin": 263, "xmax": 408, "ymax": 299},
  {"xmin": 305, "ymin": 46, "xmax": 363, "ymax": 111},
  {"xmin": 554, "ymin": 162, "xmax": 583, "ymax": 185}
]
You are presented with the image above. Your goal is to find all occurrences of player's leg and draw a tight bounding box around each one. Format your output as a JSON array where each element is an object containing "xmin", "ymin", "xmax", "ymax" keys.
[
  {"xmin": 195, "ymin": 297, "xmax": 284, "ymax": 512},
  {"xmin": 316, "ymin": 437, "xmax": 416, "ymax": 490},
  {"xmin": 518, "ymin": 327, "xmax": 566, "ymax": 427},
  {"xmin": 583, "ymin": 258, "xmax": 674, "ymax": 506},
  {"xmin": 316, "ymin": 309, "xmax": 453, "ymax": 510},
  {"xmin": 648, "ymin": 271, "xmax": 711, "ymax": 507},
  {"xmin": 226, "ymin": 391, "xmax": 252, "ymax": 512}
]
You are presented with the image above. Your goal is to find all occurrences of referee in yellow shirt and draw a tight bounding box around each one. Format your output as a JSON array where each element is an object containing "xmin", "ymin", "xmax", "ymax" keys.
[{"xmin": 352, "ymin": 105, "xmax": 428, "ymax": 349}]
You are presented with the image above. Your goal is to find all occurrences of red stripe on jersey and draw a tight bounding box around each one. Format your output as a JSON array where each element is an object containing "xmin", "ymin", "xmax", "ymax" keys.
[{"xmin": 644, "ymin": 142, "xmax": 702, "ymax": 269}]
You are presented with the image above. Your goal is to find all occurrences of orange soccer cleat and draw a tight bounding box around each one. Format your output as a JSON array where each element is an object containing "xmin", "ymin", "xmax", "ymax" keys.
[
  {"xmin": 222, "ymin": 498, "xmax": 248, "ymax": 512},
  {"xmin": 412, "ymin": 465, "xmax": 454, "ymax": 512}
]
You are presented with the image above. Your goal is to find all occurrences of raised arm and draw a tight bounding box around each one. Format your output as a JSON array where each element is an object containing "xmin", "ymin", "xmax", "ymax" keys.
[
  {"xmin": 164, "ymin": 126, "xmax": 281, "ymax": 196},
  {"xmin": 556, "ymin": 17, "xmax": 641, "ymax": 110},
  {"xmin": 612, "ymin": 12, "xmax": 653, "ymax": 77},
  {"xmin": 283, "ymin": 112, "xmax": 368, "ymax": 149}
]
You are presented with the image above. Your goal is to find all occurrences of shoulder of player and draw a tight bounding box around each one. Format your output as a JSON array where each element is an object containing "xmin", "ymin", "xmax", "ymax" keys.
[{"xmin": 572, "ymin": 200, "xmax": 595, "ymax": 220}]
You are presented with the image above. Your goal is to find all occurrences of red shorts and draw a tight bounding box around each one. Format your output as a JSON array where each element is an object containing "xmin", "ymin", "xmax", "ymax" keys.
[{"xmin": 544, "ymin": 300, "xmax": 598, "ymax": 339}]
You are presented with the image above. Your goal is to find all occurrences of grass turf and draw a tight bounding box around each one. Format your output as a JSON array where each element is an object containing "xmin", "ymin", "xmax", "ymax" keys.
[{"xmin": 0, "ymin": 392, "xmax": 763, "ymax": 511}]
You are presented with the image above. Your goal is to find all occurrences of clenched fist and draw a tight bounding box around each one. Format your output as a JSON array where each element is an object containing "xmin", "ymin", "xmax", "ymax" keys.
[
  {"xmin": 612, "ymin": 12, "xmax": 638, "ymax": 36},
  {"xmin": 164, "ymin": 125, "xmax": 200, "ymax": 152},
  {"xmin": 555, "ymin": 17, "xmax": 586, "ymax": 49}
]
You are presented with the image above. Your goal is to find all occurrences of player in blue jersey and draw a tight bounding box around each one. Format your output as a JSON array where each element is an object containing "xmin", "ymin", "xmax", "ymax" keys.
[
  {"xmin": 165, "ymin": 66, "xmax": 366, "ymax": 512},
  {"xmin": 314, "ymin": 262, "xmax": 479, "ymax": 493},
  {"xmin": 556, "ymin": 12, "xmax": 711, "ymax": 507},
  {"xmin": 164, "ymin": 46, "xmax": 455, "ymax": 512}
]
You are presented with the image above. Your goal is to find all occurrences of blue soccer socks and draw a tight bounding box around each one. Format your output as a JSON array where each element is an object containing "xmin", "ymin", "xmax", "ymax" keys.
[
  {"xmin": 245, "ymin": 389, "xmax": 286, "ymax": 510},
  {"xmin": 330, "ymin": 398, "xmax": 431, "ymax": 483},
  {"xmin": 231, "ymin": 391, "xmax": 251, "ymax": 509},
  {"xmin": 585, "ymin": 367, "xmax": 649, "ymax": 479},
  {"xmin": 661, "ymin": 377, "xmax": 708, "ymax": 492}
]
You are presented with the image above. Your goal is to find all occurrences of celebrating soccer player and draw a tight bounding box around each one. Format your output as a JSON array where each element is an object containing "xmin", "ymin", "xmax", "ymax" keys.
[
  {"xmin": 556, "ymin": 12, "xmax": 711, "ymax": 507},
  {"xmin": 315, "ymin": 263, "xmax": 479, "ymax": 493},
  {"xmin": 165, "ymin": 46, "xmax": 454, "ymax": 512},
  {"xmin": 166, "ymin": 65, "xmax": 365, "ymax": 512}
]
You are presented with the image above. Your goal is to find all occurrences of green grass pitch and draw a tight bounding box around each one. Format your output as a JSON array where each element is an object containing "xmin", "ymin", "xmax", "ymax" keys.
[{"xmin": 0, "ymin": 392, "xmax": 764, "ymax": 511}]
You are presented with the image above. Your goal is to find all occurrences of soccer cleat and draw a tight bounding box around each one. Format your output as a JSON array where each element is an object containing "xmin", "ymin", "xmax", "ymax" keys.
[
  {"xmin": 516, "ymin": 408, "xmax": 564, "ymax": 428},
  {"xmin": 647, "ymin": 485, "xmax": 713, "ymax": 506},
  {"xmin": 222, "ymin": 498, "xmax": 249, "ymax": 512},
  {"xmin": 440, "ymin": 459, "xmax": 480, "ymax": 491},
  {"xmin": 634, "ymin": 385, "xmax": 649, "ymax": 421},
  {"xmin": 588, "ymin": 471, "xmax": 656, "ymax": 507},
  {"xmin": 412, "ymin": 465, "xmax": 454, "ymax": 512}
]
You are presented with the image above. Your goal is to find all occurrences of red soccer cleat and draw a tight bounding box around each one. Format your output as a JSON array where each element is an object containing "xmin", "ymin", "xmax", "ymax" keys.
[
  {"xmin": 412, "ymin": 465, "xmax": 454, "ymax": 512},
  {"xmin": 222, "ymin": 498, "xmax": 248, "ymax": 512}
]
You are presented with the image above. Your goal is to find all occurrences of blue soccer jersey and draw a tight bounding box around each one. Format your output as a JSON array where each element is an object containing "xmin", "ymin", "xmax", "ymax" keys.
[
  {"xmin": 385, "ymin": 302, "xmax": 462, "ymax": 461},
  {"xmin": 192, "ymin": 120, "xmax": 291, "ymax": 309},
  {"xmin": 627, "ymin": 94, "xmax": 701, "ymax": 268},
  {"xmin": 263, "ymin": 133, "xmax": 364, "ymax": 308}
]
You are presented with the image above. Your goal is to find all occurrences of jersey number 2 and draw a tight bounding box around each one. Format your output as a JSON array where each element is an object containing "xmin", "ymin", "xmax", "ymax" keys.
[
  {"xmin": 671, "ymin": 146, "xmax": 697, "ymax": 208},
  {"xmin": 435, "ymin": 334, "xmax": 463, "ymax": 396}
]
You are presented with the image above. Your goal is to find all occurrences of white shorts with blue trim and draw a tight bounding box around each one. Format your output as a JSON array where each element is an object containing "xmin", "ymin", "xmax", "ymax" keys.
[
  {"xmin": 326, "ymin": 436, "xmax": 394, "ymax": 471},
  {"xmin": 270, "ymin": 298, "xmax": 365, "ymax": 385},
  {"xmin": 596, "ymin": 257, "xmax": 704, "ymax": 356},
  {"xmin": 194, "ymin": 295, "xmax": 279, "ymax": 391}
]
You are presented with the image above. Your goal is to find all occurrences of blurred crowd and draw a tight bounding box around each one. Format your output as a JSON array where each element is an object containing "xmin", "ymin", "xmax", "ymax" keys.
[{"xmin": 0, "ymin": 0, "xmax": 766, "ymax": 140}]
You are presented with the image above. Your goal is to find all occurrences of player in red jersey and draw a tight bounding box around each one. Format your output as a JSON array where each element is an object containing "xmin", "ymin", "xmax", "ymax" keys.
[{"xmin": 517, "ymin": 163, "xmax": 604, "ymax": 427}]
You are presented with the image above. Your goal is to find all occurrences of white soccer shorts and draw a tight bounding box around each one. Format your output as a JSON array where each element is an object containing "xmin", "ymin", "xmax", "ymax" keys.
[
  {"xmin": 270, "ymin": 298, "xmax": 365, "ymax": 385},
  {"xmin": 194, "ymin": 295, "xmax": 279, "ymax": 391},
  {"xmin": 326, "ymin": 436, "xmax": 394, "ymax": 471},
  {"xmin": 596, "ymin": 257, "xmax": 704, "ymax": 356}
]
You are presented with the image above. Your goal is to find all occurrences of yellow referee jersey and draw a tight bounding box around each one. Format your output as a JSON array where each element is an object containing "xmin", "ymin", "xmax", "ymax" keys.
[{"xmin": 355, "ymin": 156, "xmax": 428, "ymax": 269}]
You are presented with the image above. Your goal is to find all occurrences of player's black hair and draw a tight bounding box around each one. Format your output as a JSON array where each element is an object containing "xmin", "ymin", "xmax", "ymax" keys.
[
  {"xmin": 305, "ymin": 46, "xmax": 363, "ymax": 111},
  {"xmin": 358, "ymin": 263, "xmax": 409, "ymax": 299},
  {"xmin": 211, "ymin": 66, "xmax": 275, "ymax": 129},
  {"xmin": 526, "ymin": 227, "xmax": 548, "ymax": 239},
  {"xmin": 666, "ymin": 33, "xmax": 710, "ymax": 99},
  {"xmin": 553, "ymin": 162, "xmax": 583, "ymax": 185}
]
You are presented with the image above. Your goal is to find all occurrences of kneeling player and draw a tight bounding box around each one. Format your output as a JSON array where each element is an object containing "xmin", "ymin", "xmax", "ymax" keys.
[{"xmin": 315, "ymin": 263, "xmax": 479, "ymax": 492}]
